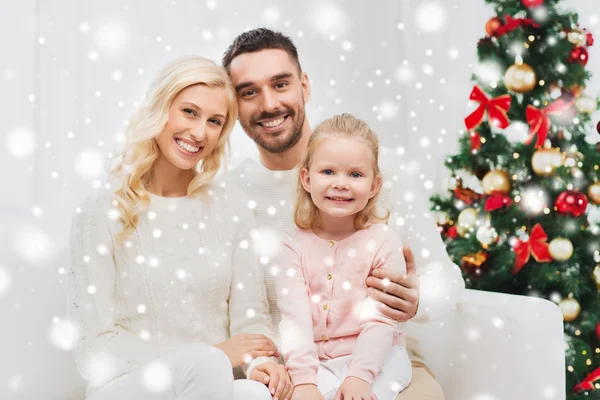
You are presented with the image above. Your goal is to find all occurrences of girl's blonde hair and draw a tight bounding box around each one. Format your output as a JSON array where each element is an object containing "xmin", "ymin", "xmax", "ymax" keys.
[
  {"xmin": 294, "ymin": 113, "xmax": 389, "ymax": 231},
  {"xmin": 110, "ymin": 56, "xmax": 238, "ymax": 244}
]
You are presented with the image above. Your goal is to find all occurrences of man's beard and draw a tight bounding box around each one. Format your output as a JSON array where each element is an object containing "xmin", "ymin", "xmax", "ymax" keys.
[{"xmin": 242, "ymin": 106, "xmax": 306, "ymax": 154}]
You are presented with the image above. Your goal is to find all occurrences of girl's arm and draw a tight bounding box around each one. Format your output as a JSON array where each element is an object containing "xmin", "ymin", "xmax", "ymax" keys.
[
  {"xmin": 275, "ymin": 237, "xmax": 320, "ymax": 387},
  {"xmin": 68, "ymin": 195, "xmax": 175, "ymax": 388},
  {"xmin": 228, "ymin": 192, "xmax": 279, "ymax": 375},
  {"xmin": 347, "ymin": 228, "xmax": 406, "ymax": 384}
]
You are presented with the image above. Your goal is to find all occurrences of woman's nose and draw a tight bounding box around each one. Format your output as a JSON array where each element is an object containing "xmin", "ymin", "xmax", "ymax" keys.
[{"xmin": 189, "ymin": 120, "xmax": 207, "ymax": 142}]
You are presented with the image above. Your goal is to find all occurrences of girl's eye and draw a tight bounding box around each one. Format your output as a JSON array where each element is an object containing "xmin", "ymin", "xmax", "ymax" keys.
[
  {"xmin": 323, "ymin": 169, "xmax": 334, "ymax": 175},
  {"xmin": 183, "ymin": 108, "xmax": 197, "ymax": 116},
  {"xmin": 351, "ymin": 172, "xmax": 362, "ymax": 178},
  {"xmin": 209, "ymin": 119, "xmax": 223, "ymax": 126}
]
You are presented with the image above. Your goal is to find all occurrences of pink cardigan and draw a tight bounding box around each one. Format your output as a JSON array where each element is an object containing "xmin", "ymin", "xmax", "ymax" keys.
[{"xmin": 275, "ymin": 223, "xmax": 406, "ymax": 386}]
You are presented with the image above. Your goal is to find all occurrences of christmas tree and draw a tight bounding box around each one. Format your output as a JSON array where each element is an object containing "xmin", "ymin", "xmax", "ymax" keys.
[{"xmin": 429, "ymin": 0, "xmax": 600, "ymax": 398}]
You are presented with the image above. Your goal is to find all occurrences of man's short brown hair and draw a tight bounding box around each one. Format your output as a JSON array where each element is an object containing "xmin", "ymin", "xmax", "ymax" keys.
[{"xmin": 222, "ymin": 28, "xmax": 301, "ymax": 73}]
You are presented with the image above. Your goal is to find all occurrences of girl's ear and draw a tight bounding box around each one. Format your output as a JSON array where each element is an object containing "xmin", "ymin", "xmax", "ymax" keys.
[
  {"xmin": 369, "ymin": 175, "xmax": 382, "ymax": 199},
  {"xmin": 300, "ymin": 167, "xmax": 311, "ymax": 193}
]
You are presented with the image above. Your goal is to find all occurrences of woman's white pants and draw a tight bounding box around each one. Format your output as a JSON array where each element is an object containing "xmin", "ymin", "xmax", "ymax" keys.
[{"xmin": 86, "ymin": 344, "xmax": 271, "ymax": 400}]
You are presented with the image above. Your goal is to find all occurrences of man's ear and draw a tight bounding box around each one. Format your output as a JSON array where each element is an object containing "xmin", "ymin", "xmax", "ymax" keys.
[
  {"xmin": 300, "ymin": 167, "xmax": 311, "ymax": 192},
  {"xmin": 301, "ymin": 71, "xmax": 311, "ymax": 103},
  {"xmin": 369, "ymin": 175, "xmax": 382, "ymax": 199}
]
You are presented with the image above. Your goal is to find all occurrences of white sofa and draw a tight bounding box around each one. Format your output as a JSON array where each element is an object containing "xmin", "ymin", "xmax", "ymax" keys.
[{"xmin": 2, "ymin": 256, "xmax": 565, "ymax": 400}]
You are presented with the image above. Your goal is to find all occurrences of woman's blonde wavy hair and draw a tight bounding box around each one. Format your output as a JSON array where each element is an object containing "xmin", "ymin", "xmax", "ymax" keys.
[
  {"xmin": 294, "ymin": 113, "xmax": 389, "ymax": 232},
  {"xmin": 110, "ymin": 56, "xmax": 238, "ymax": 244}
]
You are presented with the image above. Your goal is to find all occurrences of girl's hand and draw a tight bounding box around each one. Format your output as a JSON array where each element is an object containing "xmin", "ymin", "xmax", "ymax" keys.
[
  {"xmin": 214, "ymin": 333, "xmax": 279, "ymax": 368},
  {"xmin": 334, "ymin": 376, "xmax": 376, "ymax": 400},
  {"xmin": 291, "ymin": 384, "xmax": 324, "ymax": 400},
  {"xmin": 249, "ymin": 361, "xmax": 294, "ymax": 400}
]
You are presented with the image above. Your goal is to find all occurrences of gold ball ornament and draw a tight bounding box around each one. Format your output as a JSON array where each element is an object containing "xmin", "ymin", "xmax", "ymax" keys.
[
  {"xmin": 549, "ymin": 238, "xmax": 574, "ymax": 261},
  {"xmin": 568, "ymin": 28, "xmax": 588, "ymax": 47},
  {"xmin": 457, "ymin": 225, "xmax": 469, "ymax": 238},
  {"xmin": 559, "ymin": 298, "xmax": 581, "ymax": 322},
  {"xmin": 531, "ymin": 148, "xmax": 564, "ymax": 176},
  {"xmin": 458, "ymin": 208, "xmax": 478, "ymax": 229},
  {"xmin": 575, "ymin": 96, "xmax": 598, "ymax": 115},
  {"xmin": 504, "ymin": 63, "xmax": 537, "ymax": 93},
  {"xmin": 588, "ymin": 182, "xmax": 600, "ymax": 205},
  {"xmin": 436, "ymin": 211, "xmax": 450, "ymax": 225},
  {"xmin": 476, "ymin": 225, "xmax": 497, "ymax": 247},
  {"xmin": 593, "ymin": 265, "xmax": 600, "ymax": 289},
  {"xmin": 482, "ymin": 170, "xmax": 511, "ymax": 195}
]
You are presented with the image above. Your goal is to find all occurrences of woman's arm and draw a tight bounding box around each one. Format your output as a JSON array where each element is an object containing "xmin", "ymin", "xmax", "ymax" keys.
[
  {"xmin": 275, "ymin": 237, "xmax": 320, "ymax": 387},
  {"xmin": 68, "ymin": 195, "xmax": 173, "ymax": 388},
  {"xmin": 227, "ymin": 191, "xmax": 279, "ymax": 375}
]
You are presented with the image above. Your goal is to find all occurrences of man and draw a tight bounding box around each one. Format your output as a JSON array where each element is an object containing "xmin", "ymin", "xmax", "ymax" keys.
[{"xmin": 223, "ymin": 28, "xmax": 465, "ymax": 399}]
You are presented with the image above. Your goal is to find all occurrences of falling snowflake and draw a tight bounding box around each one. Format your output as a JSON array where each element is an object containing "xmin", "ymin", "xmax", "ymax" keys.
[
  {"xmin": 49, "ymin": 319, "xmax": 80, "ymax": 351},
  {"xmin": 415, "ymin": 2, "xmax": 446, "ymax": 33},
  {"xmin": 6, "ymin": 127, "xmax": 36, "ymax": 158},
  {"xmin": 94, "ymin": 19, "xmax": 130, "ymax": 55}
]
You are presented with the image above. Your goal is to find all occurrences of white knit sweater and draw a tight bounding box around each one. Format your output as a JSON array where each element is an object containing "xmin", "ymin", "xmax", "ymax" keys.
[
  {"xmin": 68, "ymin": 183, "xmax": 273, "ymax": 388},
  {"xmin": 227, "ymin": 147, "xmax": 466, "ymax": 362}
]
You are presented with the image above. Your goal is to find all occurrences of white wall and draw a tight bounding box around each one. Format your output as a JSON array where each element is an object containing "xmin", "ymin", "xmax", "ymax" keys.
[{"xmin": 1, "ymin": 0, "xmax": 599, "ymax": 398}]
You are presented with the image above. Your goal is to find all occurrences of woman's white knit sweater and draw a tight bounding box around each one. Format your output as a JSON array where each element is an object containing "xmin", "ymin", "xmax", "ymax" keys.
[{"xmin": 68, "ymin": 183, "xmax": 273, "ymax": 389}]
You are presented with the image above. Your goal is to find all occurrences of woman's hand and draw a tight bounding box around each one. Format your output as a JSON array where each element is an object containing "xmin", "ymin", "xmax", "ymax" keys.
[
  {"xmin": 334, "ymin": 376, "xmax": 375, "ymax": 400},
  {"xmin": 214, "ymin": 333, "xmax": 279, "ymax": 368},
  {"xmin": 249, "ymin": 361, "xmax": 293, "ymax": 400},
  {"xmin": 291, "ymin": 384, "xmax": 324, "ymax": 400},
  {"xmin": 366, "ymin": 246, "xmax": 420, "ymax": 322}
]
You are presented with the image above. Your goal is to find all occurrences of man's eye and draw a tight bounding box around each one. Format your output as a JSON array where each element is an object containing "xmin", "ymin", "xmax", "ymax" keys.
[
  {"xmin": 242, "ymin": 90, "xmax": 256, "ymax": 97},
  {"xmin": 275, "ymin": 82, "xmax": 288, "ymax": 89}
]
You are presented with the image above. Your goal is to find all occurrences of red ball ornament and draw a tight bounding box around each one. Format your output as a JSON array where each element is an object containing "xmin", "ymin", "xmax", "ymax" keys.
[
  {"xmin": 522, "ymin": 0, "xmax": 544, "ymax": 7},
  {"xmin": 485, "ymin": 17, "xmax": 503, "ymax": 37},
  {"xmin": 597, "ymin": 322, "xmax": 600, "ymax": 341},
  {"xmin": 570, "ymin": 46, "xmax": 589, "ymax": 65},
  {"xmin": 587, "ymin": 31, "xmax": 594, "ymax": 47},
  {"xmin": 555, "ymin": 190, "xmax": 588, "ymax": 217}
]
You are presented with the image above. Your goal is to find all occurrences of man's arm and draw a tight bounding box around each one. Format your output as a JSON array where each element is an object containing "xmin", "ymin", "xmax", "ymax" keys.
[{"xmin": 367, "ymin": 148, "xmax": 465, "ymax": 323}]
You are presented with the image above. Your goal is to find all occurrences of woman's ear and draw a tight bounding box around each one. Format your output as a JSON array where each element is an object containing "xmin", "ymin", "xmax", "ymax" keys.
[
  {"xmin": 300, "ymin": 167, "xmax": 311, "ymax": 193},
  {"xmin": 369, "ymin": 175, "xmax": 382, "ymax": 199}
]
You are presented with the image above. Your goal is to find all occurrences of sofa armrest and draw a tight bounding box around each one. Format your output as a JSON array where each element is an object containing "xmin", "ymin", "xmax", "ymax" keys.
[{"xmin": 405, "ymin": 289, "xmax": 565, "ymax": 400}]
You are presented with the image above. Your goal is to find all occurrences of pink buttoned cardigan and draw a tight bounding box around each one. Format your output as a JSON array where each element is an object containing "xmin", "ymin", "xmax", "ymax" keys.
[{"xmin": 275, "ymin": 223, "xmax": 407, "ymax": 386}]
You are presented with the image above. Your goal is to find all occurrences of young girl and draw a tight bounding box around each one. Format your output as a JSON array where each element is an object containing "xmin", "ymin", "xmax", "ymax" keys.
[
  {"xmin": 68, "ymin": 56, "xmax": 292, "ymax": 400},
  {"xmin": 275, "ymin": 114, "xmax": 412, "ymax": 400}
]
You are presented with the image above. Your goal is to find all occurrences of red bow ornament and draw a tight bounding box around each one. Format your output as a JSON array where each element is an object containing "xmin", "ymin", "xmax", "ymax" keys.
[
  {"xmin": 484, "ymin": 192, "xmax": 513, "ymax": 211},
  {"xmin": 525, "ymin": 98, "xmax": 575, "ymax": 148},
  {"xmin": 496, "ymin": 15, "xmax": 541, "ymax": 37},
  {"xmin": 573, "ymin": 366, "xmax": 600, "ymax": 393},
  {"xmin": 511, "ymin": 223, "xmax": 552, "ymax": 274},
  {"xmin": 465, "ymin": 86, "xmax": 512, "ymax": 131}
]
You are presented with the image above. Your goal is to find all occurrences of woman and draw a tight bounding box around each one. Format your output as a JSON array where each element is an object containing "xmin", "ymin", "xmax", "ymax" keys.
[{"xmin": 68, "ymin": 56, "xmax": 292, "ymax": 400}]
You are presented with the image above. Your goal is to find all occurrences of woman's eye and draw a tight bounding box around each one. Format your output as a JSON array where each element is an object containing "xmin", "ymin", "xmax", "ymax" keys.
[
  {"xmin": 183, "ymin": 108, "xmax": 197, "ymax": 116},
  {"xmin": 209, "ymin": 119, "xmax": 223, "ymax": 126}
]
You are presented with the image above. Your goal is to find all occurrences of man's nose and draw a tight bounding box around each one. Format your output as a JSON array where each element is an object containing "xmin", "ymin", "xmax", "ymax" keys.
[{"xmin": 260, "ymin": 90, "xmax": 280, "ymax": 112}]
